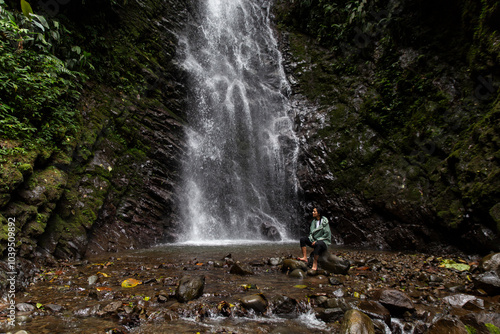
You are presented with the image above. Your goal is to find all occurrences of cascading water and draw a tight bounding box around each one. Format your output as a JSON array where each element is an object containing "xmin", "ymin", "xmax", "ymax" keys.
[{"xmin": 177, "ymin": 0, "xmax": 299, "ymax": 242}]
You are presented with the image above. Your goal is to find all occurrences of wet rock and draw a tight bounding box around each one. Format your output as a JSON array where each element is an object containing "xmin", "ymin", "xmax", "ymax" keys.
[
  {"xmin": 356, "ymin": 300, "xmax": 391, "ymax": 326},
  {"xmin": 240, "ymin": 293, "xmax": 268, "ymax": 314},
  {"xmin": 289, "ymin": 268, "xmax": 306, "ymax": 278},
  {"xmin": 340, "ymin": 309, "xmax": 375, "ymax": 334},
  {"xmin": 373, "ymin": 289, "xmax": 414, "ymax": 316},
  {"xmin": 324, "ymin": 298, "xmax": 349, "ymax": 311},
  {"xmin": 175, "ymin": 275, "xmax": 205, "ymax": 303},
  {"xmin": 156, "ymin": 290, "xmax": 169, "ymax": 303},
  {"xmin": 45, "ymin": 304, "xmax": 63, "ymax": 312},
  {"xmin": 329, "ymin": 276, "xmax": 343, "ymax": 285},
  {"xmin": 88, "ymin": 275, "xmax": 98, "ymax": 286},
  {"xmin": 260, "ymin": 223, "xmax": 282, "ymax": 241},
  {"xmin": 270, "ymin": 295, "xmax": 298, "ymax": 314},
  {"xmin": 474, "ymin": 312, "xmax": 500, "ymax": 328},
  {"xmin": 213, "ymin": 260, "xmax": 224, "ymax": 268},
  {"xmin": 473, "ymin": 271, "xmax": 500, "ymax": 295},
  {"xmin": 318, "ymin": 252, "xmax": 350, "ymax": 274},
  {"xmin": 281, "ymin": 259, "xmax": 308, "ymax": 272},
  {"xmin": 230, "ymin": 263, "xmax": 254, "ymax": 275},
  {"xmin": 73, "ymin": 304, "xmax": 101, "ymax": 317},
  {"xmin": 316, "ymin": 307, "xmax": 344, "ymax": 322},
  {"xmin": 269, "ymin": 257, "xmax": 281, "ymax": 266},
  {"xmin": 479, "ymin": 253, "xmax": 500, "ymax": 275},
  {"xmin": 101, "ymin": 301, "xmax": 123, "ymax": 314},
  {"xmin": 442, "ymin": 294, "xmax": 484, "ymax": 310},
  {"xmin": 460, "ymin": 313, "xmax": 496, "ymax": 334},
  {"xmin": 16, "ymin": 303, "xmax": 35, "ymax": 312},
  {"xmin": 426, "ymin": 316, "xmax": 468, "ymax": 334}
]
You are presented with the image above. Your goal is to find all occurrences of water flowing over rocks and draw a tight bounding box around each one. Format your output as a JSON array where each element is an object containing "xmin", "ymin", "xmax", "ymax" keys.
[{"xmin": 3, "ymin": 245, "xmax": 499, "ymax": 333}]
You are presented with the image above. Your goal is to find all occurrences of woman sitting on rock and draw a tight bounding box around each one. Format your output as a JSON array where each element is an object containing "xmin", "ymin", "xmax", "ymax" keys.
[{"xmin": 297, "ymin": 207, "xmax": 331, "ymax": 271}]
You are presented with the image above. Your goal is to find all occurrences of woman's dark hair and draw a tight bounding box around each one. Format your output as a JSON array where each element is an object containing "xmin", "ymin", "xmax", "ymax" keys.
[{"xmin": 314, "ymin": 206, "xmax": 323, "ymax": 218}]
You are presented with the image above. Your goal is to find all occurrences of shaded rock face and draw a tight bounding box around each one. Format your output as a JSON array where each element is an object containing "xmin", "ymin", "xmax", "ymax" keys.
[
  {"xmin": 0, "ymin": 0, "xmax": 188, "ymax": 263},
  {"xmin": 276, "ymin": 0, "xmax": 500, "ymax": 254}
]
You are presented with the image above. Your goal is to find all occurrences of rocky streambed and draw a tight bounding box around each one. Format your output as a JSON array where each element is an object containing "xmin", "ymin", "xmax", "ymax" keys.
[{"xmin": 1, "ymin": 243, "xmax": 499, "ymax": 333}]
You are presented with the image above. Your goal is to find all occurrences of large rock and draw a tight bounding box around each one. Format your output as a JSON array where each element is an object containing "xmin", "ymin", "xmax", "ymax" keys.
[
  {"xmin": 426, "ymin": 316, "xmax": 468, "ymax": 334},
  {"xmin": 260, "ymin": 223, "xmax": 282, "ymax": 241},
  {"xmin": 480, "ymin": 253, "xmax": 500, "ymax": 275},
  {"xmin": 473, "ymin": 271, "xmax": 500, "ymax": 295},
  {"xmin": 175, "ymin": 275, "xmax": 205, "ymax": 303},
  {"xmin": 318, "ymin": 252, "xmax": 350, "ymax": 274},
  {"xmin": 340, "ymin": 309, "xmax": 375, "ymax": 334},
  {"xmin": 372, "ymin": 289, "xmax": 414, "ymax": 316},
  {"xmin": 230, "ymin": 263, "xmax": 254, "ymax": 276},
  {"xmin": 356, "ymin": 300, "xmax": 391, "ymax": 326},
  {"xmin": 240, "ymin": 294, "xmax": 268, "ymax": 314},
  {"xmin": 281, "ymin": 259, "xmax": 308, "ymax": 273}
]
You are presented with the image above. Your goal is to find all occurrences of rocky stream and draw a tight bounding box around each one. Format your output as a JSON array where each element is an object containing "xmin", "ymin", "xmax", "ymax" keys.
[{"xmin": 1, "ymin": 243, "xmax": 499, "ymax": 333}]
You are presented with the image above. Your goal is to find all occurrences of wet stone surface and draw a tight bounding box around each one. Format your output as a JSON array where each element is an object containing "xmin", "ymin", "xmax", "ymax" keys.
[{"xmin": 1, "ymin": 243, "xmax": 499, "ymax": 333}]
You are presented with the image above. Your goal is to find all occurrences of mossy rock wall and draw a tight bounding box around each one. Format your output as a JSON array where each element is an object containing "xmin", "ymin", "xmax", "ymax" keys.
[
  {"xmin": 0, "ymin": 0, "xmax": 188, "ymax": 262},
  {"xmin": 276, "ymin": 0, "xmax": 500, "ymax": 253}
]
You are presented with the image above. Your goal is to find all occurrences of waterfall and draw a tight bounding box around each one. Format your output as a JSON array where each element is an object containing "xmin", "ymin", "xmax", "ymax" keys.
[{"xmin": 177, "ymin": 0, "xmax": 298, "ymax": 242}]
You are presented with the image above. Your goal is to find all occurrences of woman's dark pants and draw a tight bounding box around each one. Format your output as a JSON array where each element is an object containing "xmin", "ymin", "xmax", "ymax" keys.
[{"xmin": 300, "ymin": 237, "xmax": 327, "ymax": 257}]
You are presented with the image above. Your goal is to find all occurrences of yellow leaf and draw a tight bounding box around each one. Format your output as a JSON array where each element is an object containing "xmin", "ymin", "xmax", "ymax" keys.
[
  {"xmin": 97, "ymin": 272, "xmax": 110, "ymax": 278},
  {"xmin": 293, "ymin": 285, "xmax": 308, "ymax": 289},
  {"xmin": 121, "ymin": 278, "xmax": 142, "ymax": 288}
]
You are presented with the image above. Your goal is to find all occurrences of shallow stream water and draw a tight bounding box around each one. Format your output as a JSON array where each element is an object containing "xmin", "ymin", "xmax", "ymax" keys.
[{"xmin": 5, "ymin": 242, "xmax": 498, "ymax": 333}]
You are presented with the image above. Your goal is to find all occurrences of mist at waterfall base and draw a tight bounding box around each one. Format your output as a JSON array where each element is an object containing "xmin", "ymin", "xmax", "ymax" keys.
[{"xmin": 177, "ymin": 0, "xmax": 299, "ymax": 244}]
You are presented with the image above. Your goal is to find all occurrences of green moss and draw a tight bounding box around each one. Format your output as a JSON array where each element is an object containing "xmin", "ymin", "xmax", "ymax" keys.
[{"xmin": 486, "ymin": 323, "xmax": 500, "ymax": 334}]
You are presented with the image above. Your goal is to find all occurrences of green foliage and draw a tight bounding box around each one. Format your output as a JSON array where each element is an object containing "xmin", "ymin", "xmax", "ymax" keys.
[
  {"xmin": 20, "ymin": 0, "xmax": 33, "ymax": 19},
  {"xmin": 0, "ymin": 3, "xmax": 89, "ymax": 149}
]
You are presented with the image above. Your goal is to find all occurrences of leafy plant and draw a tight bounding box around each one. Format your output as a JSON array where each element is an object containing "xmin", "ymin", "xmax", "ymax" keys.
[{"xmin": 0, "ymin": 2, "xmax": 88, "ymax": 149}]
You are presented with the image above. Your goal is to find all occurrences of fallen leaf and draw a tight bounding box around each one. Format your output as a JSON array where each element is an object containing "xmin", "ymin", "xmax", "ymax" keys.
[
  {"xmin": 121, "ymin": 278, "xmax": 142, "ymax": 288},
  {"xmin": 96, "ymin": 287, "xmax": 113, "ymax": 292},
  {"xmin": 293, "ymin": 285, "xmax": 308, "ymax": 289}
]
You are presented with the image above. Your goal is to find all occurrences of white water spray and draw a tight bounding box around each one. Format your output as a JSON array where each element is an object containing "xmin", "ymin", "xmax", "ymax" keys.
[{"xmin": 177, "ymin": 0, "xmax": 298, "ymax": 242}]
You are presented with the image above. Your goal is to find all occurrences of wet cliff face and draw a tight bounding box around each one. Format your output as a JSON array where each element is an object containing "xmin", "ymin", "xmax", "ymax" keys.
[
  {"xmin": 0, "ymin": 0, "xmax": 189, "ymax": 264},
  {"xmin": 275, "ymin": 0, "xmax": 500, "ymax": 254}
]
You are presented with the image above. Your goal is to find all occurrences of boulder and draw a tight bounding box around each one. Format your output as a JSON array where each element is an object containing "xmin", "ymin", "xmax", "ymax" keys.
[
  {"xmin": 373, "ymin": 289, "xmax": 414, "ymax": 316},
  {"xmin": 340, "ymin": 309, "xmax": 375, "ymax": 334},
  {"xmin": 318, "ymin": 252, "xmax": 350, "ymax": 274},
  {"xmin": 426, "ymin": 316, "xmax": 468, "ymax": 334},
  {"xmin": 289, "ymin": 268, "xmax": 306, "ymax": 278},
  {"xmin": 240, "ymin": 294, "xmax": 268, "ymax": 314},
  {"xmin": 473, "ymin": 271, "xmax": 500, "ymax": 295},
  {"xmin": 356, "ymin": 300, "xmax": 391, "ymax": 326},
  {"xmin": 260, "ymin": 223, "xmax": 282, "ymax": 241},
  {"xmin": 281, "ymin": 259, "xmax": 308, "ymax": 273},
  {"xmin": 175, "ymin": 275, "xmax": 205, "ymax": 303},
  {"xmin": 480, "ymin": 253, "xmax": 500, "ymax": 275},
  {"xmin": 230, "ymin": 263, "xmax": 254, "ymax": 276},
  {"xmin": 442, "ymin": 294, "xmax": 484, "ymax": 310}
]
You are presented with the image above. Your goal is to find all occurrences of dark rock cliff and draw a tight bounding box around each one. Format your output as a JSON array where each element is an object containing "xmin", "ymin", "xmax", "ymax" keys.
[
  {"xmin": 0, "ymin": 0, "xmax": 189, "ymax": 267},
  {"xmin": 275, "ymin": 0, "xmax": 500, "ymax": 254}
]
